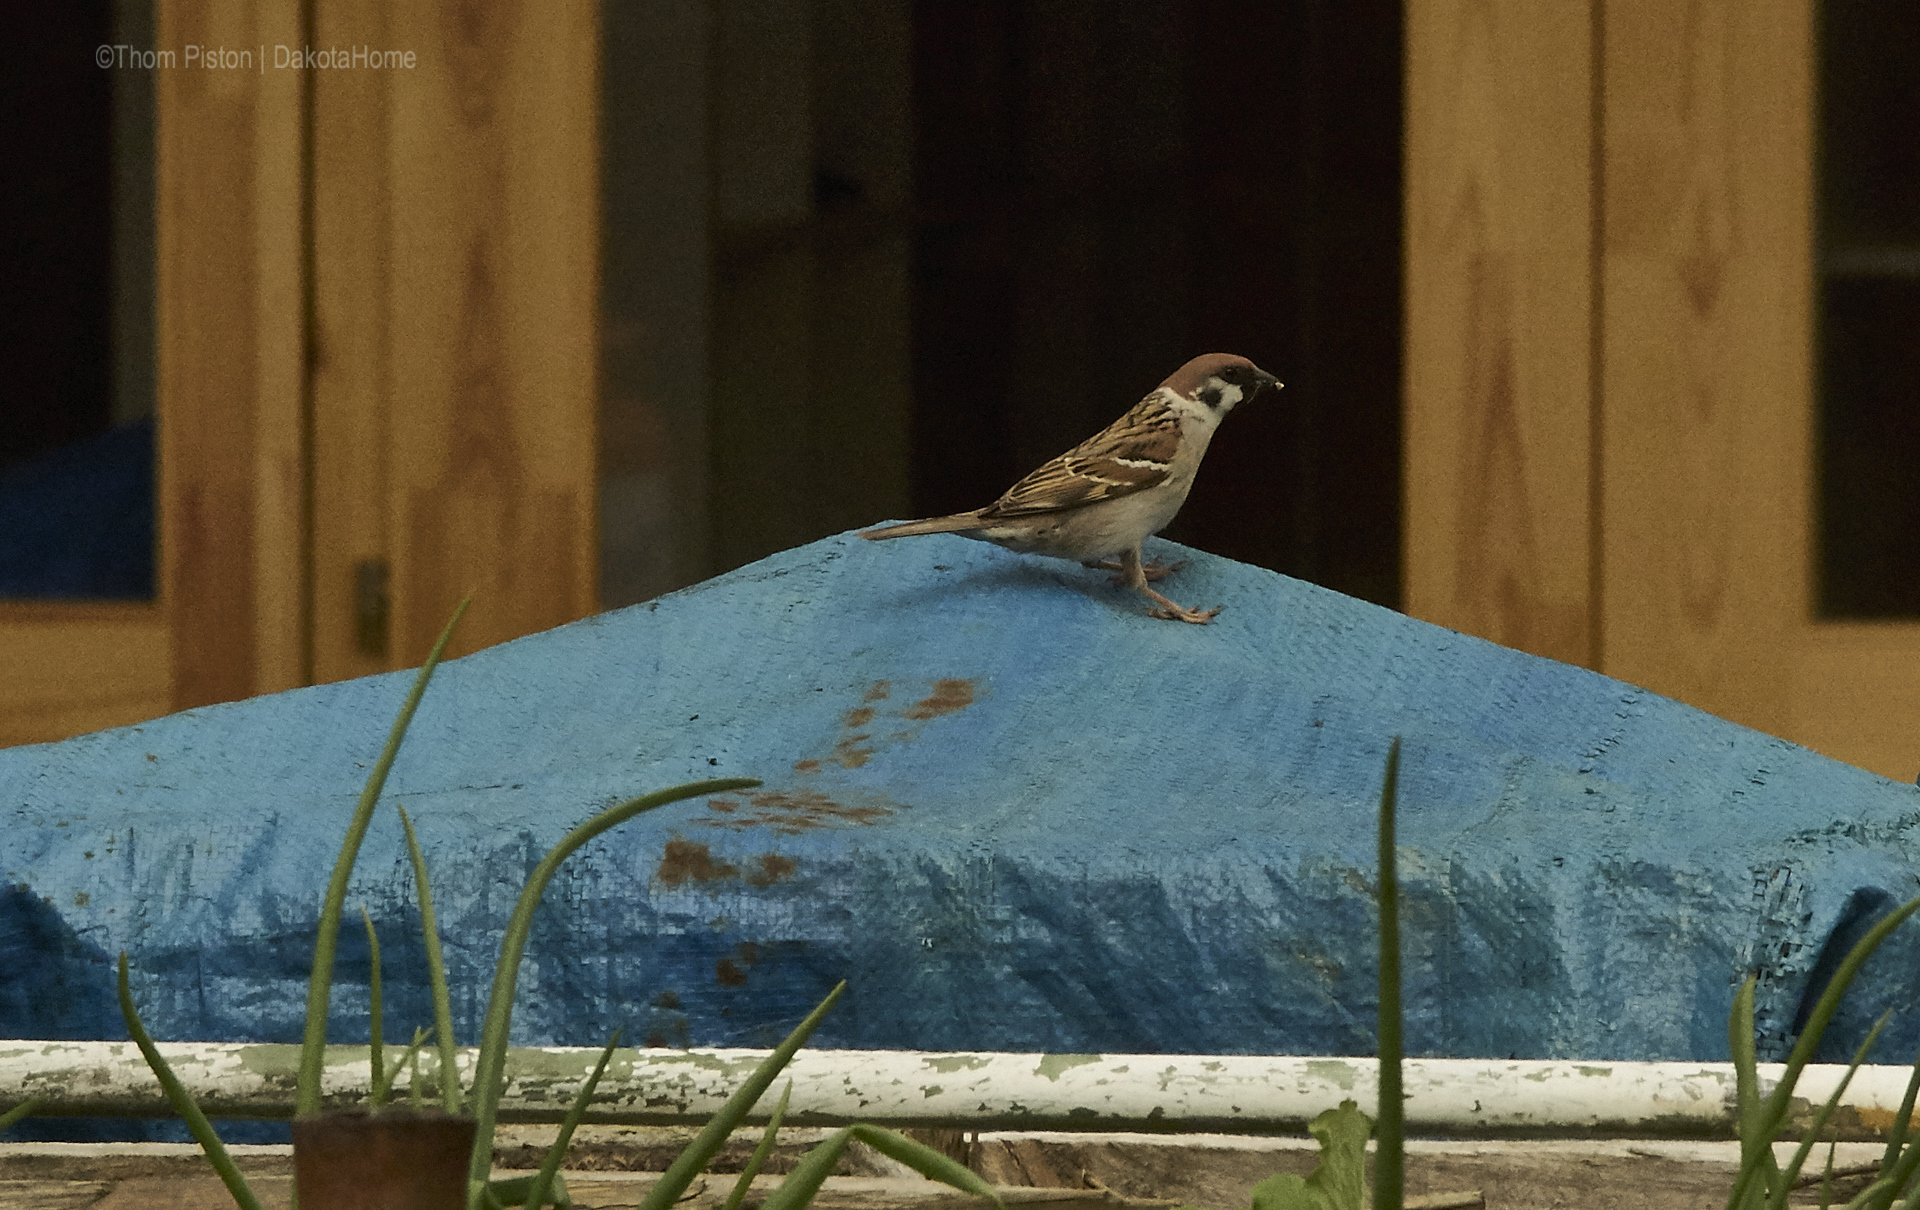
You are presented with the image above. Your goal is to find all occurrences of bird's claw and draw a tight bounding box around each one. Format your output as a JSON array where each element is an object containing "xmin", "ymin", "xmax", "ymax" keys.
[{"xmin": 1147, "ymin": 604, "xmax": 1222, "ymax": 625}]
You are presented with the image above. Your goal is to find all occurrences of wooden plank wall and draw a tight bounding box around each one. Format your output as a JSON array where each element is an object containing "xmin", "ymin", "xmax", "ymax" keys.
[
  {"xmin": 1408, "ymin": 0, "xmax": 1920, "ymax": 782},
  {"xmin": 0, "ymin": 603, "xmax": 169, "ymax": 749},
  {"xmin": 2, "ymin": 0, "xmax": 601, "ymax": 748},
  {"xmin": 1599, "ymin": 0, "xmax": 1812, "ymax": 741},
  {"xmin": 1403, "ymin": 0, "xmax": 1596, "ymax": 669},
  {"xmin": 312, "ymin": 3, "xmax": 601, "ymax": 676},
  {"xmin": 156, "ymin": 0, "xmax": 308, "ymax": 709}
]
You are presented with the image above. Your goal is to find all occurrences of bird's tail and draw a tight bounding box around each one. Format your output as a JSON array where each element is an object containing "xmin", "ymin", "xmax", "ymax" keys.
[{"xmin": 859, "ymin": 512, "xmax": 985, "ymax": 540}]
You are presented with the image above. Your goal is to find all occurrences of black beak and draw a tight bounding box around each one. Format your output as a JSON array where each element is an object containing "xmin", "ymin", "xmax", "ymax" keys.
[{"xmin": 1255, "ymin": 369, "xmax": 1281, "ymax": 394}]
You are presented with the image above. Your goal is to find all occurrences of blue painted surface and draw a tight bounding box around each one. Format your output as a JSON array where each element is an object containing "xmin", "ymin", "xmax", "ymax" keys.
[{"xmin": 5, "ymin": 531, "xmax": 1920, "ymax": 1069}]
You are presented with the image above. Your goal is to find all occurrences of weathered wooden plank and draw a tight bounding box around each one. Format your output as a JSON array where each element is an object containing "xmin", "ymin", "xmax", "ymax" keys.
[
  {"xmin": 0, "ymin": 1041, "xmax": 1905, "ymax": 1138},
  {"xmin": 382, "ymin": 2, "xmax": 600, "ymax": 663},
  {"xmin": 155, "ymin": 0, "xmax": 307, "ymax": 708},
  {"xmin": 1597, "ymin": 0, "xmax": 1812, "ymax": 736},
  {"xmin": 1403, "ymin": 0, "xmax": 1596, "ymax": 666},
  {"xmin": 0, "ymin": 607, "xmax": 170, "ymax": 749}
]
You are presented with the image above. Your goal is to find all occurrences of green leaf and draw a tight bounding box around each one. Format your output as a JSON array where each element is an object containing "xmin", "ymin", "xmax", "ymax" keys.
[
  {"xmin": 373, "ymin": 1027, "xmax": 433, "ymax": 1107},
  {"xmin": 1877, "ymin": 1038, "xmax": 1920, "ymax": 1186},
  {"xmin": 463, "ymin": 776, "xmax": 766, "ymax": 1210},
  {"xmin": 362, "ymin": 906, "xmax": 385, "ymax": 1107},
  {"xmin": 118, "ymin": 953, "xmax": 268, "ymax": 1210},
  {"xmin": 632, "ymin": 980, "xmax": 844, "ymax": 1210},
  {"xmin": 523, "ymin": 1030, "xmax": 622, "ymax": 1210},
  {"xmin": 1771, "ymin": 1011, "xmax": 1892, "ymax": 1210},
  {"xmin": 298, "ymin": 597, "xmax": 469, "ymax": 1117},
  {"xmin": 399, "ymin": 803, "xmax": 464, "ymax": 1114},
  {"xmin": 846, "ymin": 1125, "xmax": 1003, "ymax": 1206},
  {"xmin": 1248, "ymin": 1101, "xmax": 1373, "ymax": 1210},
  {"xmin": 756, "ymin": 1125, "xmax": 854, "ymax": 1210},
  {"xmin": 1373, "ymin": 738, "xmax": 1402, "ymax": 1210},
  {"xmin": 756, "ymin": 1123, "xmax": 1004, "ymax": 1210},
  {"xmin": 1727, "ymin": 890, "xmax": 1920, "ymax": 1210},
  {"xmin": 1250, "ymin": 1173, "xmax": 1316, "ymax": 1210},
  {"xmin": 720, "ymin": 1081, "xmax": 792, "ymax": 1210}
]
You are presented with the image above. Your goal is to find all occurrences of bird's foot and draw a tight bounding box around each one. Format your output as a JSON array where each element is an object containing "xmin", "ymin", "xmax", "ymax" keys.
[
  {"xmin": 1140, "ymin": 585, "xmax": 1221, "ymax": 624},
  {"xmin": 1091, "ymin": 558, "xmax": 1187, "ymax": 585},
  {"xmin": 1147, "ymin": 604, "xmax": 1222, "ymax": 625}
]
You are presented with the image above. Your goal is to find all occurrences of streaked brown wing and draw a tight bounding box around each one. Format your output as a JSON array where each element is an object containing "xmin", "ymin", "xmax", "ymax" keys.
[{"xmin": 982, "ymin": 396, "xmax": 1180, "ymax": 518}]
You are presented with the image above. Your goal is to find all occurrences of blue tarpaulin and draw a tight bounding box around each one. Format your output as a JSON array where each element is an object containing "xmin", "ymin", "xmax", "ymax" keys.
[{"xmin": 4, "ymin": 531, "xmax": 1919, "ymax": 1070}]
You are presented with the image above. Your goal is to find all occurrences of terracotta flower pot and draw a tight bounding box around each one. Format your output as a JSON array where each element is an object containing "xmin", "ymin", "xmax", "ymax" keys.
[{"xmin": 291, "ymin": 1108, "xmax": 476, "ymax": 1209}]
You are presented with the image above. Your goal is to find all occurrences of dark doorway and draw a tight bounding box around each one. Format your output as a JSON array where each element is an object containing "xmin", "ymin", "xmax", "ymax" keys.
[
  {"xmin": 0, "ymin": 2, "xmax": 156, "ymax": 600},
  {"xmin": 911, "ymin": 0, "xmax": 1403, "ymax": 607}
]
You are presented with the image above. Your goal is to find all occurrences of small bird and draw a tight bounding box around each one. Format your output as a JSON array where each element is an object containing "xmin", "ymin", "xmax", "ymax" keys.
[{"xmin": 861, "ymin": 353, "xmax": 1280, "ymax": 623}]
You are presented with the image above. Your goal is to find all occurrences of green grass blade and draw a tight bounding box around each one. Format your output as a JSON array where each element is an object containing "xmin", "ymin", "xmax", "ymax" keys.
[
  {"xmin": 1727, "ymin": 975, "xmax": 1773, "ymax": 1210},
  {"xmin": 720, "ymin": 1082, "xmax": 792, "ymax": 1210},
  {"xmin": 1878, "ymin": 1038, "xmax": 1920, "ymax": 1181},
  {"xmin": 632, "ymin": 980, "xmax": 846, "ymax": 1210},
  {"xmin": 298, "ymin": 598, "xmax": 469, "ymax": 1116},
  {"xmin": 399, "ymin": 803, "xmax": 463, "ymax": 1114},
  {"xmin": 848, "ymin": 1125, "xmax": 1004, "ymax": 1206},
  {"xmin": 362, "ymin": 905, "xmax": 385, "ymax": 1107},
  {"xmin": 464, "ymin": 776, "xmax": 763, "ymax": 1209},
  {"xmin": 1772, "ymin": 1010, "xmax": 1893, "ymax": 1210},
  {"xmin": 757, "ymin": 1124, "xmax": 1004, "ymax": 1210},
  {"xmin": 1823, "ymin": 1140, "xmax": 1838, "ymax": 1210},
  {"xmin": 1761, "ymin": 894, "xmax": 1920, "ymax": 1142},
  {"xmin": 410, "ymin": 1041, "xmax": 425, "ymax": 1110},
  {"xmin": 0, "ymin": 1098, "xmax": 44, "ymax": 1134},
  {"xmin": 1839, "ymin": 1176, "xmax": 1901, "ymax": 1210},
  {"xmin": 118, "ymin": 953, "xmax": 268, "ymax": 1210},
  {"xmin": 1374, "ymin": 737, "xmax": 1403, "ymax": 1210},
  {"xmin": 374, "ymin": 1026, "xmax": 433, "ymax": 1107},
  {"xmin": 522, "ymin": 1029, "xmax": 622, "ymax": 1210},
  {"xmin": 757, "ymin": 1127, "xmax": 856, "ymax": 1210},
  {"xmin": 1881, "ymin": 1143, "xmax": 1920, "ymax": 1210}
]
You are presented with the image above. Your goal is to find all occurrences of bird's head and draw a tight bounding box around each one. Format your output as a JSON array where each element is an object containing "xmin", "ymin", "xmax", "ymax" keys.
[{"xmin": 1160, "ymin": 354, "xmax": 1282, "ymax": 417}]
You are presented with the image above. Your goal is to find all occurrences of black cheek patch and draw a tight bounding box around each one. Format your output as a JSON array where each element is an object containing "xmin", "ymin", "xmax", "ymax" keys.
[{"xmin": 1199, "ymin": 386, "xmax": 1224, "ymax": 409}]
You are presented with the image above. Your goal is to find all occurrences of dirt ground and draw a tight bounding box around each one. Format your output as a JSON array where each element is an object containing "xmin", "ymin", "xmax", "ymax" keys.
[{"xmin": 0, "ymin": 1130, "xmax": 1891, "ymax": 1209}]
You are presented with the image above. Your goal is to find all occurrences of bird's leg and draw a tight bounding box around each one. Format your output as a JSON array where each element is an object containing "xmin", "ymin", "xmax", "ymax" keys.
[
  {"xmin": 1117, "ymin": 547, "xmax": 1220, "ymax": 624},
  {"xmin": 1088, "ymin": 556, "xmax": 1187, "ymax": 583}
]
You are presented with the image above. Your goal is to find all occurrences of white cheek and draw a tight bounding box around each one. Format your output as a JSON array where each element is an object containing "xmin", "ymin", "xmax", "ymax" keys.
[{"xmin": 1214, "ymin": 383, "xmax": 1244, "ymax": 409}]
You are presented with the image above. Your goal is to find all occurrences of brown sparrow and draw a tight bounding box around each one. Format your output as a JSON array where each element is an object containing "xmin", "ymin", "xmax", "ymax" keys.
[{"xmin": 861, "ymin": 353, "xmax": 1280, "ymax": 623}]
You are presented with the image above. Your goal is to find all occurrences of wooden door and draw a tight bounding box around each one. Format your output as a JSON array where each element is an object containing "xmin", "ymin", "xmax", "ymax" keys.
[
  {"xmin": 1406, "ymin": 0, "xmax": 1920, "ymax": 783},
  {"xmin": 1, "ymin": 0, "xmax": 597, "ymax": 748}
]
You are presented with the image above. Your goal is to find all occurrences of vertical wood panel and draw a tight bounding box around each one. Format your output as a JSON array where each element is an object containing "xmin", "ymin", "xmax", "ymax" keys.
[
  {"xmin": 251, "ymin": 0, "xmax": 310, "ymax": 694},
  {"xmin": 382, "ymin": 1, "xmax": 600, "ymax": 662},
  {"xmin": 311, "ymin": 0, "xmax": 396, "ymax": 685},
  {"xmin": 156, "ymin": 0, "xmax": 308, "ymax": 709},
  {"xmin": 1403, "ymin": 0, "xmax": 1595, "ymax": 666},
  {"xmin": 310, "ymin": 3, "xmax": 600, "ymax": 672},
  {"xmin": 1599, "ymin": 0, "xmax": 1812, "ymax": 737}
]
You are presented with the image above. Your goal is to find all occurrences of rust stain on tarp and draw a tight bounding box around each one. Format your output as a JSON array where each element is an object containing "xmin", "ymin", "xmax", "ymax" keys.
[
  {"xmin": 658, "ymin": 844, "xmax": 800, "ymax": 887},
  {"xmin": 746, "ymin": 854, "xmax": 798, "ymax": 886},
  {"xmin": 716, "ymin": 941, "xmax": 760, "ymax": 987},
  {"xmin": 655, "ymin": 840, "xmax": 739, "ymax": 885},
  {"xmin": 701, "ymin": 791, "xmax": 898, "ymax": 834},
  {"xmin": 905, "ymin": 678, "xmax": 974, "ymax": 719}
]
